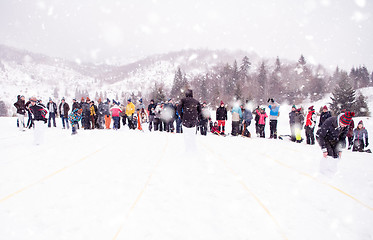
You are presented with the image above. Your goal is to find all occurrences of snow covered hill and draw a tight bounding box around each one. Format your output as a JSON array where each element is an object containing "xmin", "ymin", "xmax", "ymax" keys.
[
  {"xmin": 0, "ymin": 115, "xmax": 372, "ymax": 240},
  {"xmin": 0, "ymin": 45, "xmax": 259, "ymax": 115}
]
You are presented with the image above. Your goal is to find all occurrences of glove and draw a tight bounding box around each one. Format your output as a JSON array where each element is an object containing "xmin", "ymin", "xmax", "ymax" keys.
[
  {"xmin": 366, "ymin": 138, "xmax": 369, "ymax": 147},
  {"xmin": 267, "ymin": 98, "xmax": 271, "ymax": 103}
]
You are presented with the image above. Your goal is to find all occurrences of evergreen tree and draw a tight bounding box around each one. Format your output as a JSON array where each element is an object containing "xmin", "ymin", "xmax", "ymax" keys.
[
  {"xmin": 359, "ymin": 66, "xmax": 370, "ymax": 88},
  {"xmin": 329, "ymin": 71, "xmax": 356, "ymax": 115},
  {"xmin": 354, "ymin": 92, "xmax": 370, "ymax": 116},
  {"xmin": 232, "ymin": 60, "xmax": 242, "ymax": 101},
  {"xmin": 0, "ymin": 100, "xmax": 8, "ymax": 117},
  {"xmin": 170, "ymin": 67, "xmax": 188, "ymax": 101},
  {"xmin": 257, "ymin": 62, "xmax": 267, "ymax": 103},
  {"xmin": 268, "ymin": 57, "xmax": 284, "ymax": 101},
  {"xmin": 151, "ymin": 83, "xmax": 166, "ymax": 103}
]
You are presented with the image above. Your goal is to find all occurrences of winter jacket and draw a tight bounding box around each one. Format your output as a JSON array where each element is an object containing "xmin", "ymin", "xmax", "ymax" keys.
[
  {"xmin": 59, "ymin": 102, "xmax": 70, "ymax": 118},
  {"xmin": 148, "ymin": 103, "xmax": 156, "ymax": 116},
  {"xmin": 14, "ymin": 98, "xmax": 26, "ymax": 115},
  {"xmin": 97, "ymin": 102, "xmax": 105, "ymax": 116},
  {"xmin": 200, "ymin": 106, "xmax": 211, "ymax": 121},
  {"xmin": 289, "ymin": 110, "xmax": 296, "ymax": 125},
  {"xmin": 126, "ymin": 102, "xmax": 136, "ymax": 116},
  {"xmin": 268, "ymin": 103, "xmax": 280, "ymax": 120},
  {"xmin": 72, "ymin": 102, "xmax": 81, "ymax": 111},
  {"xmin": 29, "ymin": 103, "xmax": 48, "ymax": 122},
  {"xmin": 90, "ymin": 105, "xmax": 96, "ymax": 116},
  {"xmin": 103, "ymin": 102, "xmax": 110, "ymax": 116},
  {"xmin": 353, "ymin": 128, "xmax": 368, "ymax": 142},
  {"xmin": 305, "ymin": 110, "xmax": 316, "ymax": 128},
  {"xmin": 242, "ymin": 109, "xmax": 253, "ymax": 125},
  {"xmin": 231, "ymin": 106, "xmax": 243, "ymax": 122},
  {"xmin": 347, "ymin": 120, "xmax": 355, "ymax": 138},
  {"xmin": 155, "ymin": 105, "xmax": 163, "ymax": 119},
  {"xmin": 216, "ymin": 106, "xmax": 227, "ymax": 121},
  {"xmin": 316, "ymin": 116, "xmax": 348, "ymax": 152},
  {"xmin": 318, "ymin": 111, "xmax": 332, "ymax": 127},
  {"xmin": 178, "ymin": 90, "xmax": 201, "ymax": 128},
  {"xmin": 295, "ymin": 112, "xmax": 304, "ymax": 127},
  {"xmin": 255, "ymin": 109, "xmax": 268, "ymax": 125},
  {"xmin": 81, "ymin": 102, "xmax": 90, "ymax": 117},
  {"xmin": 68, "ymin": 108, "xmax": 82, "ymax": 124},
  {"xmin": 47, "ymin": 102, "xmax": 57, "ymax": 114},
  {"xmin": 110, "ymin": 105, "xmax": 122, "ymax": 117}
]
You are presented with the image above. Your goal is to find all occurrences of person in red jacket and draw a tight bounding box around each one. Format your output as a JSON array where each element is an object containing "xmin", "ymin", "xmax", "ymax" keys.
[
  {"xmin": 255, "ymin": 107, "xmax": 268, "ymax": 138},
  {"xmin": 305, "ymin": 106, "xmax": 317, "ymax": 145}
]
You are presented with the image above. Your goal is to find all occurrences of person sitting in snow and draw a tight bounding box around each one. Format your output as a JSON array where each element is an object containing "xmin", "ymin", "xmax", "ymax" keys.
[
  {"xmin": 352, "ymin": 120, "xmax": 370, "ymax": 152},
  {"xmin": 316, "ymin": 111, "xmax": 354, "ymax": 158},
  {"xmin": 255, "ymin": 107, "xmax": 268, "ymax": 138},
  {"xmin": 211, "ymin": 121, "xmax": 221, "ymax": 135}
]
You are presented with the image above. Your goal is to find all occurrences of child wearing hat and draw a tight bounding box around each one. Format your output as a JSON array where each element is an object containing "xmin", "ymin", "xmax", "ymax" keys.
[
  {"xmin": 352, "ymin": 120, "xmax": 369, "ymax": 152},
  {"xmin": 318, "ymin": 105, "xmax": 331, "ymax": 128}
]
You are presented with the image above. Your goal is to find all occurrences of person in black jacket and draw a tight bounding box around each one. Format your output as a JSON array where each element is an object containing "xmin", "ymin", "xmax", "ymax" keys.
[
  {"xmin": 59, "ymin": 98, "xmax": 70, "ymax": 129},
  {"xmin": 316, "ymin": 111, "xmax": 354, "ymax": 158},
  {"xmin": 14, "ymin": 95, "xmax": 26, "ymax": 131},
  {"xmin": 29, "ymin": 97, "xmax": 48, "ymax": 145},
  {"xmin": 318, "ymin": 105, "xmax": 332, "ymax": 128},
  {"xmin": 289, "ymin": 105, "xmax": 297, "ymax": 141},
  {"xmin": 216, "ymin": 101, "xmax": 227, "ymax": 135},
  {"xmin": 47, "ymin": 98, "xmax": 57, "ymax": 128},
  {"xmin": 147, "ymin": 99, "xmax": 156, "ymax": 131},
  {"xmin": 178, "ymin": 89, "xmax": 201, "ymax": 152}
]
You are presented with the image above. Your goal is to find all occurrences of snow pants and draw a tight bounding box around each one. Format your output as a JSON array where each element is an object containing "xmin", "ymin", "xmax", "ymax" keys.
[
  {"xmin": 17, "ymin": 113, "xmax": 25, "ymax": 131},
  {"xmin": 112, "ymin": 116, "xmax": 120, "ymax": 130},
  {"xmin": 305, "ymin": 126, "xmax": 315, "ymax": 145},
  {"xmin": 269, "ymin": 120, "xmax": 278, "ymax": 139},
  {"xmin": 154, "ymin": 118, "xmax": 162, "ymax": 131},
  {"xmin": 105, "ymin": 115, "xmax": 111, "ymax": 129},
  {"xmin": 148, "ymin": 115, "xmax": 155, "ymax": 131},
  {"xmin": 290, "ymin": 124, "xmax": 296, "ymax": 141},
  {"xmin": 352, "ymin": 140, "xmax": 365, "ymax": 152},
  {"xmin": 324, "ymin": 141, "xmax": 340, "ymax": 158},
  {"xmin": 176, "ymin": 118, "xmax": 183, "ymax": 133},
  {"xmin": 200, "ymin": 119, "xmax": 208, "ymax": 136},
  {"xmin": 258, "ymin": 124, "xmax": 265, "ymax": 138},
  {"xmin": 231, "ymin": 121, "xmax": 240, "ymax": 136},
  {"xmin": 218, "ymin": 120, "xmax": 226, "ymax": 134}
]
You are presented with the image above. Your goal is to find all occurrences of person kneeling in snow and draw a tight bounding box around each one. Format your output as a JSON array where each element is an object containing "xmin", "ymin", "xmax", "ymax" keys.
[
  {"xmin": 352, "ymin": 120, "xmax": 370, "ymax": 152},
  {"xmin": 69, "ymin": 108, "xmax": 83, "ymax": 135},
  {"xmin": 316, "ymin": 111, "xmax": 354, "ymax": 158}
]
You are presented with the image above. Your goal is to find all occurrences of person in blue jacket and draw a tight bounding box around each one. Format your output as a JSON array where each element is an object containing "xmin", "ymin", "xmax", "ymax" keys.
[
  {"xmin": 268, "ymin": 98, "xmax": 280, "ymax": 139},
  {"xmin": 231, "ymin": 104, "xmax": 243, "ymax": 136}
]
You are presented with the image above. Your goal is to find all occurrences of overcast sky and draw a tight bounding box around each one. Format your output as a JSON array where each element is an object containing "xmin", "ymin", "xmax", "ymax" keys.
[{"xmin": 0, "ymin": 0, "xmax": 372, "ymax": 70}]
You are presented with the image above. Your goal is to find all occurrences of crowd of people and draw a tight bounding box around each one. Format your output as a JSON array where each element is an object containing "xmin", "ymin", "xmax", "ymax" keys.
[{"xmin": 13, "ymin": 92, "xmax": 370, "ymax": 157}]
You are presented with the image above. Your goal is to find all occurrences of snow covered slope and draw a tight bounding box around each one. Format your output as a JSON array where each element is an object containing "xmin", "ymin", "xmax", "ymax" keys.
[{"xmin": 0, "ymin": 116, "xmax": 372, "ymax": 240}]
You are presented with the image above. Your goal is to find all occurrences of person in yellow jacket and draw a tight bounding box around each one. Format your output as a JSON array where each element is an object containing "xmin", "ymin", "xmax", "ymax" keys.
[
  {"xmin": 89, "ymin": 101, "xmax": 97, "ymax": 129},
  {"xmin": 126, "ymin": 99, "xmax": 136, "ymax": 129}
]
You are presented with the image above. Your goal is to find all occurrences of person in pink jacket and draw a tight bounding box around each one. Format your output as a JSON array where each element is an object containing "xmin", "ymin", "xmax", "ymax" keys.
[
  {"xmin": 110, "ymin": 100, "xmax": 122, "ymax": 130},
  {"xmin": 255, "ymin": 107, "xmax": 268, "ymax": 138}
]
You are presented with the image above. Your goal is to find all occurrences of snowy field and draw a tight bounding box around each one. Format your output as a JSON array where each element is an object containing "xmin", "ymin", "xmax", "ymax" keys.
[{"xmin": 0, "ymin": 113, "xmax": 372, "ymax": 240}]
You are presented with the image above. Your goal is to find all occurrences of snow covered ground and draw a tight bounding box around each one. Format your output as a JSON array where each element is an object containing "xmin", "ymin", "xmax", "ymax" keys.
[{"xmin": 0, "ymin": 114, "xmax": 372, "ymax": 240}]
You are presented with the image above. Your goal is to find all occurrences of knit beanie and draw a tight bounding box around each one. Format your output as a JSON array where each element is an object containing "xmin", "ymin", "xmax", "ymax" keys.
[
  {"xmin": 339, "ymin": 111, "xmax": 355, "ymax": 125},
  {"xmin": 358, "ymin": 120, "xmax": 363, "ymax": 125},
  {"xmin": 308, "ymin": 105, "xmax": 314, "ymax": 111},
  {"xmin": 323, "ymin": 105, "xmax": 328, "ymax": 110},
  {"xmin": 220, "ymin": 101, "xmax": 224, "ymax": 105}
]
